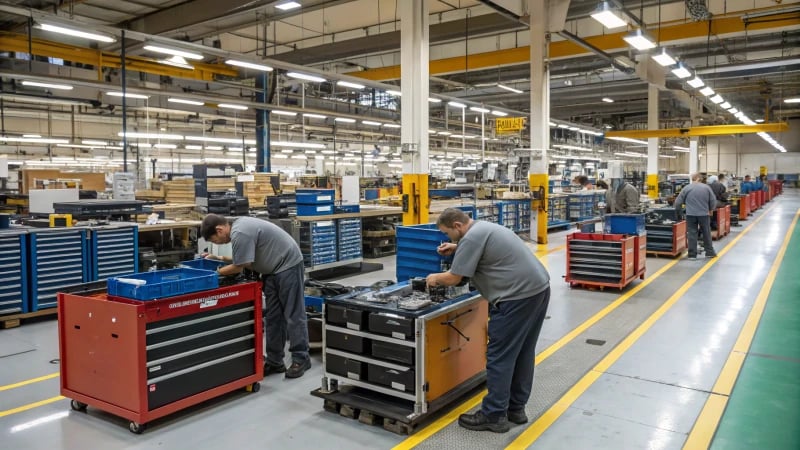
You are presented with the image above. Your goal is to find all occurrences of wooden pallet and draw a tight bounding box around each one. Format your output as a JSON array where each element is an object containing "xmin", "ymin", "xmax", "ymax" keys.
[{"xmin": 1, "ymin": 308, "xmax": 58, "ymax": 329}]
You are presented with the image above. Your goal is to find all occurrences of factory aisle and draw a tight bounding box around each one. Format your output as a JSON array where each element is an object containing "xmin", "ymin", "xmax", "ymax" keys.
[{"xmin": 0, "ymin": 189, "xmax": 797, "ymax": 450}]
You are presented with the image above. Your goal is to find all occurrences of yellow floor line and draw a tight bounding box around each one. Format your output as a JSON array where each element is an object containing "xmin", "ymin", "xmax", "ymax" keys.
[
  {"xmin": 0, "ymin": 396, "xmax": 65, "ymax": 419},
  {"xmin": 683, "ymin": 209, "xmax": 799, "ymax": 450},
  {"xmin": 505, "ymin": 202, "xmax": 778, "ymax": 449},
  {"xmin": 0, "ymin": 373, "xmax": 59, "ymax": 392}
]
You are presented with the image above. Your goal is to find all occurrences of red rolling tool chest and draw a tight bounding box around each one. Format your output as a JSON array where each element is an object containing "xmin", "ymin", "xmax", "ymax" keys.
[{"xmin": 58, "ymin": 282, "xmax": 263, "ymax": 433}]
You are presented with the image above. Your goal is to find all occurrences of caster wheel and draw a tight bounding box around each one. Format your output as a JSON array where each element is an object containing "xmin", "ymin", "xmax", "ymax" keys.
[
  {"xmin": 246, "ymin": 382, "xmax": 261, "ymax": 393},
  {"xmin": 129, "ymin": 421, "xmax": 145, "ymax": 434},
  {"xmin": 70, "ymin": 400, "xmax": 87, "ymax": 412}
]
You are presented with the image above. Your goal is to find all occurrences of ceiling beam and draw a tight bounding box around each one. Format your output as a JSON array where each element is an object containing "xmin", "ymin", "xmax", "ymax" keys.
[
  {"xmin": 347, "ymin": 13, "xmax": 800, "ymax": 81},
  {"xmin": 605, "ymin": 122, "xmax": 790, "ymax": 138}
]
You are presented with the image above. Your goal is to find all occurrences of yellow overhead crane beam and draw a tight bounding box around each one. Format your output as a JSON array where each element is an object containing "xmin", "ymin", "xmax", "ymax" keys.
[
  {"xmin": 347, "ymin": 12, "xmax": 800, "ymax": 81},
  {"xmin": 0, "ymin": 32, "xmax": 238, "ymax": 81},
  {"xmin": 605, "ymin": 122, "xmax": 789, "ymax": 139}
]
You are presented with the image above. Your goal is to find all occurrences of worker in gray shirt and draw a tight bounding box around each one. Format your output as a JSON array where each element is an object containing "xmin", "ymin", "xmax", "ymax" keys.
[
  {"xmin": 426, "ymin": 208, "xmax": 550, "ymax": 433},
  {"xmin": 606, "ymin": 179, "xmax": 640, "ymax": 213},
  {"xmin": 202, "ymin": 214, "xmax": 311, "ymax": 378},
  {"xmin": 674, "ymin": 173, "xmax": 718, "ymax": 259}
]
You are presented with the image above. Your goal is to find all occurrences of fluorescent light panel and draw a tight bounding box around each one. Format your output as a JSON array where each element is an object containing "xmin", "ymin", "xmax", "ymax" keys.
[
  {"xmin": 143, "ymin": 45, "xmax": 203, "ymax": 60},
  {"xmin": 602, "ymin": 97, "xmax": 614, "ymax": 103},
  {"xmin": 107, "ymin": 91, "xmax": 149, "ymax": 99},
  {"xmin": 218, "ymin": 103, "xmax": 248, "ymax": 110},
  {"xmin": 491, "ymin": 110, "xmax": 508, "ymax": 116},
  {"xmin": 21, "ymin": 80, "xmax": 73, "ymax": 90},
  {"xmin": 287, "ymin": 72, "xmax": 326, "ymax": 83},
  {"xmin": 38, "ymin": 23, "xmax": 115, "ymax": 43},
  {"xmin": 469, "ymin": 106, "xmax": 490, "ymax": 113},
  {"xmin": 428, "ymin": 98, "xmax": 442, "ymax": 103},
  {"xmin": 271, "ymin": 110, "xmax": 297, "ymax": 116},
  {"xmin": 720, "ymin": 102, "xmax": 731, "ymax": 109},
  {"xmin": 225, "ymin": 60, "xmax": 273, "ymax": 71},
  {"xmin": 448, "ymin": 101, "xmax": 466, "ymax": 108},
  {"xmin": 118, "ymin": 132, "xmax": 183, "ymax": 140},
  {"xmin": 168, "ymin": 98, "xmax": 204, "ymax": 106},
  {"xmin": 710, "ymin": 95, "xmax": 724, "ymax": 104},
  {"xmin": 651, "ymin": 49, "xmax": 676, "ymax": 66},
  {"xmin": 623, "ymin": 29, "xmax": 656, "ymax": 50},
  {"xmin": 785, "ymin": 98, "xmax": 800, "ymax": 103},
  {"xmin": 303, "ymin": 113, "xmax": 327, "ymax": 119},
  {"xmin": 334, "ymin": 117, "xmax": 356, "ymax": 123},
  {"xmin": 336, "ymin": 80, "xmax": 365, "ymax": 89},
  {"xmin": 687, "ymin": 77, "xmax": 704, "ymax": 88},
  {"xmin": 497, "ymin": 84, "xmax": 523, "ymax": 94},
  {"xmin": 276, "ymin": 1, "xmax": 301, "ymax": 10},
  {"xmin": 362, "ymin": 120, "xmax": 382, "ymax": 126},
  {"xmin": 699, "ymin": 87, "xmax": 715, "ymax": 96},
  {"xmin": 591, "ymin": 6, "xmax": 627, "ymax": 29},
  {"xmin": 671, "ymin": 63, "xmax": 692, "ymax": 79}
]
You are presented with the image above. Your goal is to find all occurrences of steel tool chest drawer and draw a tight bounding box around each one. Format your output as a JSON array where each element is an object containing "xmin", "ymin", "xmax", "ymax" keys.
[
  {"xmin": 367, "ymin": 364, "xmax": 415, "ymax": 393},
  {"xmin": 371, "ymin": 340, "xmax": 415, "ymax": 365},
  {"xmin": 368, "ymin": 312, "xmax": 415, "ymax": 339},
  {"xmin": 325, "ymin": 329, "xmax": 370, "ymax": 353},
  {"xmin": 326, "ymin": 304, "xmax": 369, "ymax": 330},
  {"xmin": 325, "ymin": 353, "xmax": 365, "ymax": 380}
]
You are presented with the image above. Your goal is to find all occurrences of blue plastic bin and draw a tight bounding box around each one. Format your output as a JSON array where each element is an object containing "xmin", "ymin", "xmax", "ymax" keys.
[
  {"xmin": 179, "ymin": 258, "xmax": 225, "ymax": 271},
  {"xmin": 296, "ymin": 189, "xmax": 335, "ymax": 204},
  {"xmin": 604, "ymin": 213, "xmax": 646, "ymax": 235},
  {"xmin": 107, "ymin": 268, "xmax": 218, "ymax": 300},
  {"xmin": 304, "ymin": 295, "xmax": 324, "ymax": 312},
  {"xmin": 335, "ymin": 204, "xmax": 360, "ymax": 213},
  {"xmin": 297, "ymin": 204, "xmax": 334, "ymax": 216}
]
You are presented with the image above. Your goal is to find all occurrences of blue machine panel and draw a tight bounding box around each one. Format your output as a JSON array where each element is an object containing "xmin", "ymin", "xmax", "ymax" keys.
[
  {"xmin": 91, "ymin": 225, "xmax": 139, "ymax": 280},
  {"xmin": 0, "ymin": 231, "xmax": 28, "ymax": 314},
  {"xmin": 28, "ymin": 228, "xmax": 88, "ymax": 311},
  {"xmin": 395, "ymin": 224, "xmax": 451, "ymax": 281}
]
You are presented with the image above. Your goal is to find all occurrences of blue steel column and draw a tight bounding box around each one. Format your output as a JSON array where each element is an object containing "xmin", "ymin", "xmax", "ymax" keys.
[{"xmin": 256, "ymin": 72, "xmax": 270, "ymax": 172}]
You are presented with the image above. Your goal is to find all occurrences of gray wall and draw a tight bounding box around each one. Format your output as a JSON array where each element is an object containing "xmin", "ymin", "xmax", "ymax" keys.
[{"xmin": 701, "ymin": 118, "xmax": 799, "ymax": 177}]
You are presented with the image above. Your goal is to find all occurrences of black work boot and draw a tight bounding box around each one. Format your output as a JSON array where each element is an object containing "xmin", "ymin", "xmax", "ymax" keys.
[
  {"xmin": 507, "ymin": 409, "xmax": 529, "ymax": 425},
  {"xmin": 458, "ymin": 411, "xmax": 510, "ymax": 433},
  {"xmin": 285, "ymin": 359, "xmax": 311, "ymax": 378},
  {"xmin": 263, "ymin": 362, "xmax": 286, "ymax": 376}
]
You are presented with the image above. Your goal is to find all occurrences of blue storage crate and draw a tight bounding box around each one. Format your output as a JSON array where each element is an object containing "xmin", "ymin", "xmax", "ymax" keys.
[
  {"xmin": 335, "ymin": 204, "xmax": 360, "ymax": 213},
  {"xmin": 604, "ymin": 214, "xmax": 646, "ymax": 235},
  {"xmin": 296, "ymin": 189, "xmax": 335, "ymax": 205},
  {"xmin": 298, "ymin": 204, "xmax": 334, "ymax": 216},
  {"xmin": 107, "ymin": 268, "xmax": 218, "ymax": 301},
  {"xmin": 304, "ymin": 295, "xmax": 324, "ymax": 313},
  {"xmin": 179, "ymin": 258, "xmax": 225, "ymax": 271}
]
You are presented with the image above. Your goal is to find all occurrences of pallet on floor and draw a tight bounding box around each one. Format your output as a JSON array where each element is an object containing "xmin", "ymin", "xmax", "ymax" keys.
[{"xmin": 1, "ymin": 308, "xmax": 57, "ymax": 329}]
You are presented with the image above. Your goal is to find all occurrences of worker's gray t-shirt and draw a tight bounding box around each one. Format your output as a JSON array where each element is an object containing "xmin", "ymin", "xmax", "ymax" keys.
[
  {"xmin": 230, "ymin": 217, "xmax": 303, "ymax": 275},
  {"xmin": 674, "ymin": 182, "xmax": 717, "ymax": 217},
  {"xmin": 449, "ymin": 221, "xmax": 550, "ymax": 304}
]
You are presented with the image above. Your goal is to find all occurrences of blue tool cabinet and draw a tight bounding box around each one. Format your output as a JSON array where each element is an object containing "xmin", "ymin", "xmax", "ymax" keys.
[
  {"xmin": 299, "ymin": 220, "xmax": 338, "ymax": 267},
  {"xmin": 0, "ymin": 231, "xmax": 29, "ymax": 314},
  {"xmin": 337, "ymin": 218, "xmax": 363, "ymax": 262},
  {"xmin": 395, "ymin": 224, "xmax": 451, "ymax": 281},
  {"xmin": 28, "ymin": 228, "xmax": 88, "ymax": 311},
  {"xmin": 90, "ymin": 225, "xmax": 139, "ymax": 280}
]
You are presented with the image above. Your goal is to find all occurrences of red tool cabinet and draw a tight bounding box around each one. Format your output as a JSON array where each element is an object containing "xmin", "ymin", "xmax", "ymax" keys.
[
  {"xmin": 565, "ymin": 232, "xmax": 644, "ymax": 290},
  {"xmin": 58, "ymin": 282, "xmax": 263, "ymax": 433}
]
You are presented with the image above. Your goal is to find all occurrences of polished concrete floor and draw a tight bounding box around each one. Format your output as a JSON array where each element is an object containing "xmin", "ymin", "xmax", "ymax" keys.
[{"xmin": 1, "ymin": 190, "xmax": 798, "ymax": 449}]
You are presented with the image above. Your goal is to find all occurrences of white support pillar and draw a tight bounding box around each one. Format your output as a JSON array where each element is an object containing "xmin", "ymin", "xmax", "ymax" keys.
[
  {"xmin": 689, "ymin": 139, "xmax": 699, "ymax": 174},
  {"xmin": 400, "ymin": 0, "xmax": 429, "ymax": 174},
  {"xmin": 399, "ymin": 0, "xmax": 430, "ymax": 225},
  {"xmin": 647, "ymin": 84, "xmax": 659, "ymax": 198},
  {"xmin": 529, "ymin": 0, "xmax": 550, "ymax": 244}
]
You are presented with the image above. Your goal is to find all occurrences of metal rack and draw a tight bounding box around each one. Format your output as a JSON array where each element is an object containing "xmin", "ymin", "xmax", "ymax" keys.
[
  {"xmin": 547, "ymin": 194, "xmax": 569, "ymax": 228},
  {"xmin": 337, "ymin": 218, "xmax": 363, "ymax": 262}
]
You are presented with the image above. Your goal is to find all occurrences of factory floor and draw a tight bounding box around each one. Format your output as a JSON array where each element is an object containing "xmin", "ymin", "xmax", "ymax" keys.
[{"xmin": 1, "ymin": 189, "xmax": 798, "ymax": 450}]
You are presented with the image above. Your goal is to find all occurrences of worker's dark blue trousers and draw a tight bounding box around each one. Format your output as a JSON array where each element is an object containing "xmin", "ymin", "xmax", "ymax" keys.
[
  {"xmin": 687, "ymin": 215, "xmax": 715, "ymax": 257},
  {"xmin": 261, "ymin": 261, "xmax": 310, "ymax": 366},
  {"xmin": 482, "ymin": 286, "xmax": 550, "ymax": 419}
]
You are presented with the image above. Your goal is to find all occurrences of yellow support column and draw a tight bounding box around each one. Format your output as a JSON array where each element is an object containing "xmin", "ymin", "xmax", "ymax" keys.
[
  {"xmin": 647, "ymin": 174, "xmax": 659, "ymax": 199},
  {"xmin": 402, "ymin": 174, "xmax": 429, "ymax": 226},
  {"xmin": 529, "ymin": 173, "xmax": 549, "ymax": 244}
]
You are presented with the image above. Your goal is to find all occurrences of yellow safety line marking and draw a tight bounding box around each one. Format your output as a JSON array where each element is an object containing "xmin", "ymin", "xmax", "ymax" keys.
[
  {"xmin": 506, "ymin": 202, "xmax": 779, "ymax": 449},
  {"xmin": 0, "ymin": 373, "xmax": 59, "ymax": 392},
  {"xmin": 0, "ymin": 396, "xmax": 64, "ymax": 419},
  {"xmin": 683, "ymin": 209, "xmax": 799, "ymax": 450}
]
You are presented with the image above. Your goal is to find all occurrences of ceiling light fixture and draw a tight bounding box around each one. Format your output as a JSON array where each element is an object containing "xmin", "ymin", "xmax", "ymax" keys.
[
  {"xmin": 225, "ymin": 60, "xmax": 273, "ymax": 71},
  {"xmin": 23, "ymin": 134, "xmax": 42, "ymax": 138},
  {"xmin": 275, "ymin": 1, "xmax": 301, "ymax": 10},
  {"xmin": 785, "ymin": 97, "xmax": 800, "ymax": 103},
  {"xmin": 81, "ymin": 139, "xmax": 108, "ymax": 146},
  {"xmin": 623, "ymin": 29, "xmax": 656, "ymax": 51},
  {"xmin": 287, "ymin": 72, "xmax": 326, "ymax": 83},
  {"xmin": 497, "ymin": 84, "xmax": 523, "ymax": 94},
  {"xmin": 651, "ymin": 48, "xmax": 677, "ymax": 66},
  {"xmin": 607, "ymin": 136, "xmax": 648, "ymax": 145},
  {"xmin": 491, "ymin": 110, "xmax": 509, "ymax": 116},
  {"xmin": 602, "ymin": 97, "xmax": 614, "ymax": 103},
  {"xmin": 159, "ymin": 55, "xmax": 194, "ymax": 70},
  {"xmin": 271, "ymin": 110, "xmax": 297, "ymax": 116},
  {"xmin": 428, "ymin": 98, "xmax": 442, "ymax": 103},
  {"xmin": 336, "ymin": 80, "xmax": 365, "ymax": 89},
  {"xmin": 383, "ymin": 123, "xmax": 401, "ymax": 128},
  {"xmin": 590, "ymin": 1, "xmax": 627, "ymax": 29},
  {"xmin": 168, "ymin": 98, "xmax": 204, "ymax": 106},
  {"xmin": 0, "ymin": 136, "xmax": 69, "ymax": 144},
  {"xmin": 671, "ymin": 63, "xmax": 692, "ymax": 79},
  {"xmin": 21, "ymin": 80, "xmax": 73, "ymax": 91},
  {"xmin": 699, "ymin": 87, "xmax": 715, "ymax": 97},
  {"xmin": 469, "ymin": 106, "xmax": 490, "ymax": 113},
  {"xmin": 448, "ymin": 101, "xmax": 466, "ymax": 108},
  {"xmin": 362, "ymin": 120, "xmax": 382, "ymax": 126},
  {"xmin": 728, "ymin": 108, "xmax": 738, "ymax": 114},
  {"xmin": 687, "ymin": 77, "xmax": 704, "ymax": 88},
  {"xmin": 386, "ymin": 90, "xmax": 402, "ymax": 96},
  {"xmin": 302, "ymin": 113, "xmax": 327, "ymax": 119},
  {"xmin": 218, "ymin": 103, "xmax": 248, "ymax": 110},
  {"xmin": 271, "ymin": 141, "xmax": 326, "ymax": 149},
  {"xmin": 117, "ymin": 132, "xmax": 183, "ymax": 140},
  {"xmin": 334, "ymin": 117, "xmax": 356, "ymax": 123},
  {"xmin": 143, "ymin": 45, "xmax": 203, "ymax": 60},
  {"xmin": 107, "ymin": 91, "xmax": 149, "ymax": 99},
  {"xmin": 38, "ymin": 23, "xmax": 115, "ymax": 43},
  {"xmin": 755, "ymin": 119, "xmax": 765, "ymax": 123},
  {"xmin": 710, "ymin": 94, "xmax": 724, "ymax": 104},
  {"xmin": 720, "ymin": 102, "xmax": 731, "ymax": 109}
]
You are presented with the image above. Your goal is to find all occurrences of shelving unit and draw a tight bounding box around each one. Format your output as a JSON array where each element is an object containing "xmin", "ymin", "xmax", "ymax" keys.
[
  {"xmin": 0, "ymin": 230, "xmax": 28, "ymax": 315},
  {"xmin": 311, "ymin": 288, "xmax": 487, "ymax": 434},
  {"xmin": 567, "ymin": 193, "xmax": 595, "ymax": 221},
  {"xmin": 28, "ymin": 228, "xmax": 88, "ymax": 312},
  {"xmin": 337, "ymin": 218, "xmax": 363, "ymax": 262},
  {"xmin": 547, "ymin": 194, "xmax": 569, "ymax": 228},
  {"xmin": 90, "ymin": 224, "xmax": 139, "ymax": 280},
  {"xmin": 299, "ymin": 220, "xmax": 338, "ymax": 268}
]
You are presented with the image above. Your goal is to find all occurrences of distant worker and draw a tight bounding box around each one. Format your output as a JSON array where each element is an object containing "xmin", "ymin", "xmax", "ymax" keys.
[
  {"xmin": 740, "ymin": 175, "xmax": 754, "ymax": 194},
  {"xmin": 675, "ymin": 173, "xmax": 717, "ymax": 260},
  {"xmin": 595, "ymin": 179, "xmax": 609, "ymax": 190},
  {"xmin": 574, "ymin": 175, "xmax": 594, "ymax": 190},
  {"xmin": 605, "ymin": 179, "xmax": 640, "ymax": 213},
  {"xmin": 426, "ymin": 208, "xmax": 550, "ymax": 433},
  {"xmin": 709, "ymin": 174, "xmax": 728, "ymax": 207}
]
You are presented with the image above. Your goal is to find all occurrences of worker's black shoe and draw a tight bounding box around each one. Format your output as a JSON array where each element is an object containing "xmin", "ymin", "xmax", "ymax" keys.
[
  {"xmin": 285, "ymin": 359, "xmax": 311, "ymax": 378},
  {"xmin": 507, "ymin": 409, "xmax": 528, "ymax": 425},
  {"xmin": 263, "ymin": 362, "xmax": 286, "ymax": 376},
  {"xmin": 458, "ymin": 411, "xmax": 510, "ymax": 433}
]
